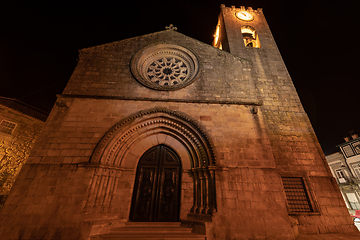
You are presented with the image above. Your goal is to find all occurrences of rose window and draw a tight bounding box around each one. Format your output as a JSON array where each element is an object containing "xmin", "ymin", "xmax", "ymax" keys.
[
  {"xmin": 147, "ymin": 58, "xmax": 188, "ymax": 86},
  {"xmin": 131, "ymin": 43, "xmax": 199, "ymax": 90}
]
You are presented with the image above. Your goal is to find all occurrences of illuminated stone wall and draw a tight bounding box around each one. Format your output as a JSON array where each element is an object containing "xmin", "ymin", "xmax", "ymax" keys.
[
  {"xmin": 215, "ymin": 4, "xmax": 356, "ymax": 237},
  {"xmin": 0, "ymin": 5, "xmax": 358, "ymax": 240},
  {"xmin": 0, "ymin": 102, "xmax": 45, "ymax": 205}
]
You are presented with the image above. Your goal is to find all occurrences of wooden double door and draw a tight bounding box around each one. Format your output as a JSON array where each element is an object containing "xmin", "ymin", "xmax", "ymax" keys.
[{"xmin": 129, "ymin": 145, "xmax": 181, "ymax": 222}]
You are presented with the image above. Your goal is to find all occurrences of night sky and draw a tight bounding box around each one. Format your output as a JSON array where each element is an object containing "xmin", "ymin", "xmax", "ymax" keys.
[{"xmin": 1, "ymin": 1, "xmax": 359, "ymax": 155}]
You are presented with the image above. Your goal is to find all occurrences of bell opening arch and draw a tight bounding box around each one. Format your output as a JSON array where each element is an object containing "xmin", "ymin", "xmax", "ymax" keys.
[{"xmin": 89, "ymin": 108, "xmax": 217, "ymax": 217}]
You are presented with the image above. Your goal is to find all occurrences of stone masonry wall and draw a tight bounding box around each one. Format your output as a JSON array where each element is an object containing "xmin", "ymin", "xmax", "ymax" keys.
[
  {"xmin": 212, "ymin": 168, "xmax": 294, "ymax": 239},
  {"xmin": 0, "ymin": 105, "xmax": 44, "ymax": 198},
  {"xmin": 0, "ymin": 96, "xmax": 290, "ymax": 239},
  {"xmin": 219, "ymin": 5, "xmax": 357, "ymax": 235},
  {"xmin": 63, "ymin": 30, "xmax": 259, "ymax": 105}
]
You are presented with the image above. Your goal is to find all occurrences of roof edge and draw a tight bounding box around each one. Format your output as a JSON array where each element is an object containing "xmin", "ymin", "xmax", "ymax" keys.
[{"xmin": 0, "ymin": 97, "xmax": 48, "ymax": 121}]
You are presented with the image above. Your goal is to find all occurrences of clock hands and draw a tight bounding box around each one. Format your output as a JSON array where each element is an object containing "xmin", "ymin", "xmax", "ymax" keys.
[{"xmin": 237, "ymin": 11, "xmax": 253, "ymax": 21}]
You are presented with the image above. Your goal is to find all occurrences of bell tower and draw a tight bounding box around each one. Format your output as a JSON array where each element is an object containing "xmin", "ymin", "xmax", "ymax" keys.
[
  {"xmin": 212, "ymin": 4, "xmax": 360, "ymax": 238},
  {"xmin": 213, "ymin": 4, "xmax": 287, "ymax": 80},
  {"xmin": 212, "ymin": 5, "xmax": 290, "ymax": 90},
  {"xmin": 213, "ymin": 5, "xmax": 271, "ymax": 56}
]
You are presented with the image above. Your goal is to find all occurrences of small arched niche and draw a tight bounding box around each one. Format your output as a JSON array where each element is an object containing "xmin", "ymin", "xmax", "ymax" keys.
[{"xmin": 241, "ymin": 26, "xmax": 261, "ymax": 48}]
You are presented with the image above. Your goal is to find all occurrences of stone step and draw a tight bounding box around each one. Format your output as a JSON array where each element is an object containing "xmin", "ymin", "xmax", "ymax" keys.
[
  {"xmin": 91, "ymin": 232, "xmax": 206, "ymax": 240},
  {"xmin": 123, "ymin": 222, "xmax": 182, "ymax": 227},
  {"xmin": 90, "ymin": 222, "xmax": 206, "ymax": 240},
  {"xmin": 109, "ymin": 227, "xmax": 192, "ymax": 234}
]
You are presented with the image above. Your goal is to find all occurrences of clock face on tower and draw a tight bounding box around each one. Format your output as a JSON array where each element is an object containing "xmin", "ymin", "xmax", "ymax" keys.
[{"xmin": 236, "ymin": 11, "xmax": 254, "ymax": 21}]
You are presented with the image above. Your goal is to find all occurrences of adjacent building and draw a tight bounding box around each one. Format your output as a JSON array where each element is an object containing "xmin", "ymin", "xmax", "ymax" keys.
[
  {"xmin": 0, "ymin": 97, "xmax": 47, "ymax": 206},
  {"xmin": 326, "ymin": 134, "xmax": 360, "ymax": 211}
]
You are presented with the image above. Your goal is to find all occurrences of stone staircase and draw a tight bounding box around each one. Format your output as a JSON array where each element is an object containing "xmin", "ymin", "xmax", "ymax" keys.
[{"xmin": 90, "ymin": 222, "xmax": 206, "ymax": 240}]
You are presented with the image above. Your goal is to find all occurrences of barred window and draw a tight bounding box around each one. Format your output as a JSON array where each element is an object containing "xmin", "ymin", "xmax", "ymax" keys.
[
  {"xmin": 0, "ymin": 120, "xmax": 16, "ymax": 135},
  {"xmin": 352, "ymin": 141, "xmax": 360, "ymax": 155},
  {"xmin": 281, "ymin": 176, "xmax": 313, "ymax": 213},
  {"xmin": 335, "ymin": 169, "xmax": 346, "ymax": 179},
  {"xmin": 342, "ymin": 145, "xmax": 355, "ymax": 158},
  {"xmin": 353, "ymin": 165, "xmax": 360, "ymax": 178}
]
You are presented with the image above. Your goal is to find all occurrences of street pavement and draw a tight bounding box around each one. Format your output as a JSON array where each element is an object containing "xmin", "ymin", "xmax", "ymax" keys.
[
  {"xmin": 354, "ymin": 220, "xmax": 360, "ymax": 231},
  {"xmin": 296, "ymin": 218, "xmax": 360, "ymax": 240}
]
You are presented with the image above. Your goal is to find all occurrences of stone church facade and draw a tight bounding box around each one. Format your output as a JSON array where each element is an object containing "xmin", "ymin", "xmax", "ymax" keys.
[{"xmin": 0, "ymin": 5, "xmax": 358, "ymax": 240}]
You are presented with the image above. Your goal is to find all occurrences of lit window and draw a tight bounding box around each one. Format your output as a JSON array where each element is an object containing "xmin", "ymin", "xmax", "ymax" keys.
[
  {"xmin": 241, "ymin": 26, "xmax": 260, "ymax": 48},
  {"xmin": 0, "ymin": 120, "xmax": 17, "ymax": 135},
  {"xmin": 336, "ymin": 169, "xmax": 346, "ymax": 179},
  {"xmin": 281, "ymin": 176, "xmax": 313, "ymax": 213},
  {"xmin": 214, "ymin": 23, "xmax": 220, "ymax": 45},
  {"xmin": 342, "ymin": 145, "xmax": 355, "ymax": 157},
  {"xmin": 352, "ymin": 141, "xmax": 360, "ymax": 155},
  {"xmin": 353, "ymin": 165, "xmax": 360, "ymax": 178},
  {"xmin": 213, "ymin": 20, "xmax": 222, "ymax": 50}
]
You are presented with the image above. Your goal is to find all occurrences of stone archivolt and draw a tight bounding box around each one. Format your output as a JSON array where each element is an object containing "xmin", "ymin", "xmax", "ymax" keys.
[
  {"xmin": 87, "ymin": 108, "xmax": 217, "ymax": 215},
  {"xmin": 130, "ymin": 43, "xmax": 199, "ymax": 90}
]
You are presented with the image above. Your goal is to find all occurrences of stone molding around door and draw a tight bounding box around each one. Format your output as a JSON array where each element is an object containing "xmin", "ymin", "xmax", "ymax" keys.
[{"xmin": 86, "ymin": 108, "xmax": 217, "ymax": 216}]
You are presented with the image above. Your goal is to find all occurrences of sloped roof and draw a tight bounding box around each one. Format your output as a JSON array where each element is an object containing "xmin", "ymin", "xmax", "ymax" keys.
[
  {"xmin": 0, "ymin": 97, "xmax": 48, "ymax": 121},
  {"xmin": 78, "ymin": 30, "xmax": 250, "ymax": 63}
]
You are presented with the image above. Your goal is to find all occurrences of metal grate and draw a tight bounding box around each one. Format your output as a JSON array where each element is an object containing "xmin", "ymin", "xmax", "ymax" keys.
[
  {"xmin": 0, "ymin": 120, "xmax": 16, "ymax": 135},
  {"xmin": 281, "ymin": 177, "xmax": 313, "ymax": 213}
]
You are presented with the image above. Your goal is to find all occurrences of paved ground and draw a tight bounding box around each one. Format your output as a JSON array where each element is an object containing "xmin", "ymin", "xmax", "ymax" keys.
[
  {"xmin": 297, "ymin": 233, "xmax": 360, "ymax": 240},
  {"xmin": 348, "ymin": 210, "xmax": 360, "ymax": 231},
  {"xmin": 296, "ymin": 217, "xmax": 360, "ymax": 240},
  {"xmin": 355, "ymin": 220, "xmax": 360, "ymax": 231}
]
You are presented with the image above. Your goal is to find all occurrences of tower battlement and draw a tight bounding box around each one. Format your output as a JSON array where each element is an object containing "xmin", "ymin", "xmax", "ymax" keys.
[{"xmin": 221, "ymin": 4, "xmax": 262, "ymax": 13}]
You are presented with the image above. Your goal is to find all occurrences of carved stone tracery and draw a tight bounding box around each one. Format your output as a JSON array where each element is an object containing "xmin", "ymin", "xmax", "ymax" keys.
[
  {"xmin": 131, "ymin": 43, "xmax": 199, "ymax": 90},
  {"xmin": 147, "ymin": 57, "xmax": 188, "ymax": 86}
]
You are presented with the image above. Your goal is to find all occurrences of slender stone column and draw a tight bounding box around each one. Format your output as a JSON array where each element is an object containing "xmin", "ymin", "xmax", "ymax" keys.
[
  {"xmin": 189, "ymin": 169, "xmax": 197, "ymax": 213},
  {"xmin": 196, "ymin": 169, "xmax": 204, "ymax": 213},
  {"xmin": 85, "ymin": 167, "xmax": 122, "ymax": 213},
  {"xmin": 85, "ymin": 173, "xmax": 100, "ymax": 210},
  {"xmin": 188, "ymin": 167, "xmax": 217, "ymax": 216},
  {"xmin": 208, "ymin": 168, "xmax": 217, "ymax": 213},
  {"xmin": 202, "ymin": 168, "xmax": 209, "ymax": 214}
]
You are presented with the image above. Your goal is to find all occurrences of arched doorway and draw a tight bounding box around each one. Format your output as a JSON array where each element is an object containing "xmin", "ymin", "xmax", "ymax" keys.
[
  {"xmin": 129, "ymin": 145, "xmax": 181, "ymax": 222},
  {"xmin": 88, "ymin": 108, "xmax": 217, "ymax": 220}
]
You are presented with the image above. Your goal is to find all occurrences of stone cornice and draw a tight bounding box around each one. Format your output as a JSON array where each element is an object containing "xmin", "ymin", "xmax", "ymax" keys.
[{"xmin": 57, "ymin": 94, "xmax": 262, "ymax": 106}]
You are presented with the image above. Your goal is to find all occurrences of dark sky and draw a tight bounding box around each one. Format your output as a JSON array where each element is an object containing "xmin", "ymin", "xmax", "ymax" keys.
[{"xmin": 1, "ymin": 1, "xmax": 359, "ymax": 155}]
